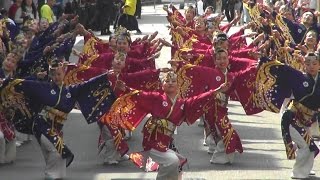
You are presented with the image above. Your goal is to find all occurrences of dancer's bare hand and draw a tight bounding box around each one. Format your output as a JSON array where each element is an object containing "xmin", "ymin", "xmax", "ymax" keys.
[{"xmin": 217, "ymin": 82, "xmax": 231, "ymax": 93}]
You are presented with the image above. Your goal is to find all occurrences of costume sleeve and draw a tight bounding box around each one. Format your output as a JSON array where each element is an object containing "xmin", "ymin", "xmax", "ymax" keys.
[
  {"xmin": 184, "ymin": 89, "xmax": 218, "ymax": 125},
  {"xmin": 176, "ymin": 63, "xmax": 217, "ymax": 98},
  {"xmin": 0, "ymin": 79, "xmax": 76, "ymax": 113},
  {"xmin": 125, "ymin": 69, "xmax": 162, "ymax": 92},
  {"xmin": 64, "ymin": 64, "xmax": 107, "ymax": 85},
  {"xmin": 78, "ymin": 52, "xmax": 112, "ymax": 68},
  {"xmin": 126, "ymin": 57, "xmax": 155, "ymax": 73},
  {"xmin": 100, "ymin": 90, "xmax": 158, "ymax": 130},
  {"xmin": 69, "ymin": 73, "xmax": 117, "ymax": 124},
  {"xmin": 254, "ymin": 56, "xmax": 307, "ymax": 113},
  {"xmin": 231, "ymin": 65, "xmax": 264, "ymax": 115},
  {"xmin": 228, "ymin": 55, "xmax": 256, "ymax": 73}
]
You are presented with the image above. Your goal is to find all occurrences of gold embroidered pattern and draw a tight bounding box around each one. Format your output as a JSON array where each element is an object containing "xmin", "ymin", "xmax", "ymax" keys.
[
  {"xmin": 177, "ymin": 64, "xmax": 194, "ymax": 98},
  {"xmin": 83, "ymin": 36, "xmax": 98, "ymax": 56},
  {"xmin": 82, "ymin": 54, "xmax": 100, "ymax": 67},
  {"xmin": 194, "ymin": 54, "xmax": 205, "ymax": 65},
  {"xmin": 87, "ymin": 85, "xmax": 112, "ymax": 120},
  {"xmin": 243, "ymin": 3, "xmax": 263, "ymax": 28},
  {"xmin": 171, "ymin": 29, "xmax": 184, "ymax": 48},
  {"xmin": 64, "ymin": 65, "xmax": 90, "ymax": 85},
  {"xmin": 181, "ymin": 34, "xmax": 199, "ymax": 49},
  {"xmin": 0, "ymin": 79, "xmax": 32, "ymax": 118},
  {"xmin": 288, "ymin": 102, "xmax": 316, "ymax": 126},
  {"xmin": 254, "ymin": 60, "xmax": 281, "ymax": 112},
  {"xmin": 285, "ymin": 142, "xmax": 296, "ymax": 159},
  {"xmin": 275, "ymin": 15, "xmax": 295, "ymax": 43},
  {"xmin": 102, "ymin": 90, "xmax": 140, "ymax": 131},
  {"xmin": 219, "ymin": 116, "xmax": 233, "ymax": 150}
]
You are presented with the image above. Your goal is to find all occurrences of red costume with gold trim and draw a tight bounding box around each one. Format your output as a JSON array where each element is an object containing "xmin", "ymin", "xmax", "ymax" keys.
[
  {"xmin": 176, "ymin": 64, "xmax": 262, "ymax": 154},
  {"xmin": 166, "ymin": 5, "xmax": 194, "ymax": 28}
]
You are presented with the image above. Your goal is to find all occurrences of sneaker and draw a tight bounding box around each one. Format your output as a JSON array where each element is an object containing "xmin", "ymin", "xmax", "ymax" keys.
[
  {"xmin": 291, "ymin": 175, "xmax": 308, "ymax": 179},
  {"xmin": 207, "ymin": 149, "xmax": 214, "ymax": 154},
  {"xmin": 136, "ymin": 29, "xmax": 142, "ymax": 35},
  {"xmin": 312, "ymin": 136, "xmax": 320, "ymax": 141},
  {"xmin": 309, "ymin": 170, "xmax": 316, "ymax": 176},
  {"xmin": 291, "ymin": 173, "xmax": 308, "ymax": 179},
  {"xmin": 15, "ymin": 141, "xmax": 23, "ymax": 147},
  {"xmin": 203, "ymin": 140, "xmax": 208, "ymax": 146},
  {"xmin": 119, "ymin": 154, "xmax": 130, "ymax": 161},
  {"xmin": 101, "ymin": 31, "xmax": 112, "ymax": 35},
  {"xmin": 210, "ymin": 154, "xmax": 231, "ymax": 165}
]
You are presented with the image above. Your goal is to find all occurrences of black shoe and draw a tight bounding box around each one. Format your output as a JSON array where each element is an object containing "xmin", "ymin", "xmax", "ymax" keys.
[
  {"xmin": 101, "ymin": 30, "xmax": 106, "ymax": 35},
  {"xmin": 101, "ymin": 31, "xmax": 112, "ymax": 35},
  {"xmin": 136, "ymin": 29, "xmax": 142, "ymax": 34}
]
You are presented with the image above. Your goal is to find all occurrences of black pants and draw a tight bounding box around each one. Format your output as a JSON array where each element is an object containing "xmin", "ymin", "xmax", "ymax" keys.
[
  {"xmin": 91, "ymin": 5, "xmax": 113, "ymax": 32},
  {"xmin": 118, "ymin": 14, "xmax": 140, "ymax": 31},
  {"xmin": 135, "ymin": 0, "xmax": 142, "ymax": 18},
  {"xmin": 224, "ymin": 3, "xmax": 235, "ymax": 22}
]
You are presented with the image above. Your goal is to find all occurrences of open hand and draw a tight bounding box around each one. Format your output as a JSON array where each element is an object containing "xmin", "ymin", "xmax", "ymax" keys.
[
  {"xmin": 160, "ymin": 67, "xmax": 172, "ymax": 73},
  {"xmin": 37, "ymin": 71, "xmax": 47, "ymax": 79},
  {"xmin": 115, "ymin": 80, "xmax": 127, "ymax": 92}
]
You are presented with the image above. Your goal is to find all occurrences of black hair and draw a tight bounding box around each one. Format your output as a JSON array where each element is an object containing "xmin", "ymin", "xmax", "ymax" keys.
[
  {"xmin": 206, "ymin": 6, "xmax": 214, "ymax": 12},
  {"xmin": 305, "ymin": 52, "xmax": 320, "ymax": 61},
  {"xmin": 109, "ymin": 34, "xmax": 116, "ymax": 42},
  {"xmin": 215, "ymin": 33, "xmax": 228, "ymax": 41},
  {"xmin": 21, "ymin": 0, "xmax": 37, "ymax": 19},
  {"xmin": 214, "ymin": 48, "xmax": 228, "ymax": 57},
  {"xmin": 0, "ymin": 8, "xmax": 8, "ymax": 16},
  {"xmin": 116, "ymin": 33, "xmax": 132, "ymax": 45}
]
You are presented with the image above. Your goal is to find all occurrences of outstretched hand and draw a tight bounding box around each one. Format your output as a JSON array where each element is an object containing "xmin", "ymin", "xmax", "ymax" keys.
[
  {"xmin": 160, "ymin": 67, "xmax": 172, "ymax": 73},
  {"xmin": 115, "ymin": 80, "xmax": 127, "ymax": 92},
  {"xmin": 37, "ymin": 71, "xmax": 48, "ymax": 79},
  {"xmin": 217, "ymin": 82, "xmax": 231, "ymax": 93}
]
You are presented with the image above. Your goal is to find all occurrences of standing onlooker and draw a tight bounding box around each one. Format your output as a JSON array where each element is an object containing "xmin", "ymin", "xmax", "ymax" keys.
[
  {"xmin": 15, "ymin": 0, "xmax": 38, "ymax": 26},
  {"xmin": 71, "ymin": 0, "xmax": 79, "ymax": 14},
  {"xmin": 113, "ymin": 0, "xmax": 123, "ymax": 30},
  {"xmin": 37, "ymin": 0, "xmax": 45, "ymax": 18},
  {"xmin": 241, "ymin": 1, "xmax": 250, "ymax": 25},
  {"xmin": 52, "ymin": 0, "xmax": 63, "ymax": 20},
  {"xmin": 64, "ymin": 2, "xmax": 74, "ymax": 14},
  {"xmin": 225, "ymin": 0, "xmax": 236, "ymax": 22},
  {"xmin": 92, "ymin": 0, "xmax": 115, "ymax": 35},
  {"xmin": 8, "ymin": 0, "xmax": 22, "ymax": 20},
  {"xmin": 234, "ymin": 0, "xmax": 242, "ymax": 24},
  {"xmin": 40, "ymin": 0, "xmax": 55, "ymax": 24},
  {"xmin": 118, "ymin": 0, "xmax": 142, "ymax": 34}
]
